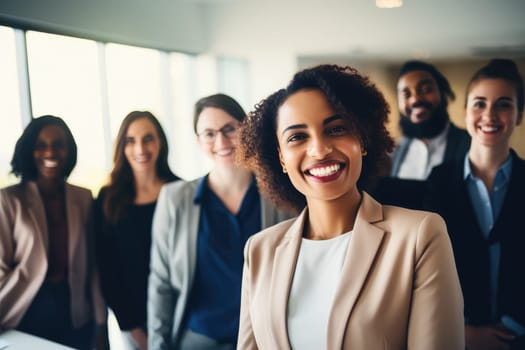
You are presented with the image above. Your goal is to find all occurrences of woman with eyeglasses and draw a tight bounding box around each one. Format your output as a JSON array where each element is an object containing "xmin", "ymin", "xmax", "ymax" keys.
[{"xmin": 148, "ymin": 93, "xmax": 293, "ymax": 350}]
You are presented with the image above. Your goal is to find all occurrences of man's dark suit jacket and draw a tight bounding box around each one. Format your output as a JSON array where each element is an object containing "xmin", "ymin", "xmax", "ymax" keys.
[
  {"xmin": 424, "ymin": 150, "xmax": 525, "ymax": 343},
  {"xmin": 390, "ymin": 122, "xmax": 471, "ymax": 177}
]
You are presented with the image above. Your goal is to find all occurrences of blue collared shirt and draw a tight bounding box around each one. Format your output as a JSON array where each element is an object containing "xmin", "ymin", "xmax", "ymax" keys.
[
  {"xmin": 464, "ymin": 153, "xmax": 512, "ymax": 320},
  {"xmin": 185, "ymin": 175, "xmax": 261, "ymax": 343}
]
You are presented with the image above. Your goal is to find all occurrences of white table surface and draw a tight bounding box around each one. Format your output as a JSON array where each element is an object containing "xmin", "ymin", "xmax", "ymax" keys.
[{"xmin": 0, "ymin": 330, "xmax": 75, "ymax": 350}]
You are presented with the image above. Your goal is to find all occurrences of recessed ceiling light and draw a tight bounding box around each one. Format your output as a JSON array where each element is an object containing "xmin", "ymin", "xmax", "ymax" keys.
[{"xmin": 376, "ymin": 0, "xmax": 402, "ymax": 8}]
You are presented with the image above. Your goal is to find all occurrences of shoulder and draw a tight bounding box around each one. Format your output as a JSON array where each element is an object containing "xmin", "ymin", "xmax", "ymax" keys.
[
  {"xmin": 162, "ymin": 178, "xmax": 199, "ymax": 195},
  {"xmin": 158, "ymin": 178, "xmax": 200, "ymax": 207},
  {"xmin": 511, "ymin": 149, "xmax": 525, "ymax": 168},
  {"xmin": 246, "ymin": 217, "xmax": 297, "ymax": 253},
  {"xmin": 447, "ymin": 123, "xmax": 470, "ymax": 142},
  {"xmin": 379, "ymin": 205, "xmax": 448, "ymax": 247},
  {"xmin": 0, "ymin": 183, "xmax": 23, "ymax": 197},
  {"xmin": 65, "ymin": 183, "xmax": 93, "ymax": 206},
  {"xmin": 428, "ymin": 160, "xmax": 462, "ymax": 182},
  {"xmin": 382, "ymin": 205, "xmax": 445, "ymax": 228},
  {"xmin": 66, "ymin": 183, "xmax": 92, "ymax": 197},
  {"xmin": 392, "ymin": 136, "xmax": 411, "ymax": 153},
  {"xmin": 0, "ymin": 183, "xmax": 25, "ymax": 210}
]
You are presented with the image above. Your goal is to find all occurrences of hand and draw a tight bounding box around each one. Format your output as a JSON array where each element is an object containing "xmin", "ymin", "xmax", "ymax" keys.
[
  {"xmin": 465, "ymin": 324, "xmax": 515, "ymax": 350},
  {"xmin": 130, "ymin": 327, "xmax": 148, "ymax": 350}
]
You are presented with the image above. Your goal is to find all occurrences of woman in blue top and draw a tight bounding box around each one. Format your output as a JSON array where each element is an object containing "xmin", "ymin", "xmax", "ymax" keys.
[
  {"xmin": 148, "ymin": 94, "xmax": 292, "ymax": 350},
  {"xmin": 426, "ymin": 59, "xmax": 525, "ymax": 350},
  {"xmin": 94, "ymin": 111, "xmax": 180, "ymax": 350}
]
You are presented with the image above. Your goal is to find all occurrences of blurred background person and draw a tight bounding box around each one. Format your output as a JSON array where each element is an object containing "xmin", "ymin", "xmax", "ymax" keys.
[
  {"xmin": 94, "ymin": 111, "xmax": 180, "ymax": 350},
  {"xmin": 425, "ymin": 59, "xmax": 525, "ymax": 350},
  {"xmin": 236, "ymin": 65, "xmax": 464, "ymax": 349},
  {"xmin": 148, "ymin": 93, "xmax": 292, "ymax": 350},
  {"xmin": 0, "ymin": 115, "xmax": 106, "ymax": 349},
  {"xmin": 392, "ymin": 60, "xmax": 470, "ymax": 179}
]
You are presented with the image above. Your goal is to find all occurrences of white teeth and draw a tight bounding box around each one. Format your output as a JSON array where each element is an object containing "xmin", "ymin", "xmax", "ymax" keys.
[
  {"xmin": 216, "ymin": 149, "xmax": 233, "ymax": 156},
  {"xmin": 43, "ymin": 160, "xmax": 58, "ymax": 168},
  {"xmin": 309, "ymin": 164, "xmax": 340, "ymax": 177},
  {"xmin": 480, "ymin": 125, "xmax": 499, "ymax": 132},
  {"xmin": 133, "ymin": 156, "xmax": 150, "ymax": 162}
]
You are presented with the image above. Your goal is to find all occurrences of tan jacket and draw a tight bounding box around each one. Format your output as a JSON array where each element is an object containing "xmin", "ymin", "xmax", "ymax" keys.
[
  {"xmin": 237, "ymin": 192, "xmax": 464, "ymax": 350},
  {"xmin": 0, "ymin": 181, "xmax": 106, "ymax": 329}
]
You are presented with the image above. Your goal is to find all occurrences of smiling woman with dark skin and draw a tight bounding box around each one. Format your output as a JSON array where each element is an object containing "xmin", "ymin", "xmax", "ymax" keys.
[
  {"xmin": 236, "ymin": 65, "xmax": 465, "ymax": 349},
  {"xmin": 0, "ymin": 115, "xmax": 106, "ymax": 349}
]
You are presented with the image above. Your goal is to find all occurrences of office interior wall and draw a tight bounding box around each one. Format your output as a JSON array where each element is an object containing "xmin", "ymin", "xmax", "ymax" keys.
[{"xmin": 299, "ymin": 57, "xmax": 525, "ymax": 158}]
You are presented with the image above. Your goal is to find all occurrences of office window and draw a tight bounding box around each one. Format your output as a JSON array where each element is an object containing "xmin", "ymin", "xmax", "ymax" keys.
[
  {"xmin": 26, "ymin": 31, "xmax": 107, "ymax": 193},
  {"xmin": 168, "ymin": 53, "xmax": 221, "ymax": 180},
  {"xmin": 218, "ymin": 56, "xmax": 250, "ymax": 112},
  {"xmin": 0, "ymin": 26, "xmax": 23, "ymax": 187},
  {"xmin": 105, "ymin": 43, "xmax": 165, "ymax": 139}
]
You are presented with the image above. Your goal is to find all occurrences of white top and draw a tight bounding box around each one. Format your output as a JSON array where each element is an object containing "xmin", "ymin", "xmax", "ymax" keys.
[
  {"xmin": 398, "ymin": 123, "xmax": 449, "ymax": 180},
  {"xmin": 287, "ymin": 231, "xmax": 352, "ymax": 350}
]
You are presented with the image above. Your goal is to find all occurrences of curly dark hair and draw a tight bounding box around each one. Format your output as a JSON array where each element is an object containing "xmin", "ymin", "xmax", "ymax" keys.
[
  {"xmin": 238, "ymin": 64, "xmax": 394, "ymax": 212},
  {"xmin": 11, "ymin": 115, "xmax": 77, "ymax": 182},
  {"xmin": 103, "ymin": 111, "xmax": 180, "ymax": 224}
]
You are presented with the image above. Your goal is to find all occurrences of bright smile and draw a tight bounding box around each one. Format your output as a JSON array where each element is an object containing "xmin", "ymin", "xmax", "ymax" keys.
[
  {"xmin": 478, "ymin": 124, "xmax": 502, "ymax": 134},
  {"xmin": 43, "ymin": 159, "xmax": 58, "ymax": 168},
  {"xmin": 305, "ymin": 162, "xmax": 345, "ymax": 182}
]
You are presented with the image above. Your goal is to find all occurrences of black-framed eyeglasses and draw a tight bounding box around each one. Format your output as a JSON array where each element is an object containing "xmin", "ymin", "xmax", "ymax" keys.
[{"xmin": 197, "ymin": 123, "xmax": 238, "ymax": 144}]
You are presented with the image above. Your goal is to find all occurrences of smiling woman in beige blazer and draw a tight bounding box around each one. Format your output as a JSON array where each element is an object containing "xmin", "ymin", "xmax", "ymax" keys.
[
  {"xmin": 236, "ymin": 65, "xmax": 465, "ymax": 350},
  {"xmin": 0, "ymin": 116, "xmax": 105, "ymax": 349}
]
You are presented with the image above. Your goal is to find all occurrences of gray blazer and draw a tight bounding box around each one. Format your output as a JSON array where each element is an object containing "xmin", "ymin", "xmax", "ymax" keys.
[{"xmin": 148, "ymin": 178, "xmax": 293, "ymax": 350}]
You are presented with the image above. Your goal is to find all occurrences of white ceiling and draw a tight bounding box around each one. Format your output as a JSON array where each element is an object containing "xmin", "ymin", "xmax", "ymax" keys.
[
  {"xmin": 1, "ymin": 0, "xmax": 524, "ymax": 63},
  {"xmin": 204, "ymin": 0, "xmax": 525, "ymax": 62}
]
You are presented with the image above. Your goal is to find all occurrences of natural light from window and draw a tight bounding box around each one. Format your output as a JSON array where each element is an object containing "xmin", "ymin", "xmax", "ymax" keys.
[
  {"xmin": 26, "ymin": 30, "xmax": 107, "ymax": 194},
  {"xmin": 0, "ymin": 26, "xmax": 23, "ymax": 187}
]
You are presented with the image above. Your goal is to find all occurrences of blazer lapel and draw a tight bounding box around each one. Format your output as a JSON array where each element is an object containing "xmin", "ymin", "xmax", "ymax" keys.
[
  {"xmin": 25, "ymin": 182, "xmax": 49, "ymax": 252},
  {"xmin": 326, "ymin": 193, "xmax": 386, "ymax": 349},
  {"xmin": 65, "ymin": 184, "xmax": 79, "ymax": 267},
  {"xmin": 269, "ymin": 210, "xmax": 306, "ymax": 350}
]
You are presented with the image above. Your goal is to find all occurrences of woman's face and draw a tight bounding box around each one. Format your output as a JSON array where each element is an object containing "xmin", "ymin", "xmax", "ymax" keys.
[
  {"xmin": 33, "ymin": 125, "xmax": 69, "ymax": 183},
  {"xmin": 196, "ymin": 107, "xmax": 240, "ymax": 167},
  {"xmin": 466, "ymin": 78, "xmax": 521, "ymax": 150},
  {"xmin": 124, "ymin": 117, "xmax": 161, "ymax": 175},
  {"xmin": 276, "ymin": 89, "xmax": 363, "ymax": 204}
]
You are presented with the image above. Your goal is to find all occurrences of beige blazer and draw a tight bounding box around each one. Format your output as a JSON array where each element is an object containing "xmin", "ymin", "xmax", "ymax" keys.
[
  {"xmin": 0, "ymin": 181, "xmax": 106, "ymax": 329},
  {"xmin": 238, "ymin": 192, "xmax": 464, "ymax": 350}
]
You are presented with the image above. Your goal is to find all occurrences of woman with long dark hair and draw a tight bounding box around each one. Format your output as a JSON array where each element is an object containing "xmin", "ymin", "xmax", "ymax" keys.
[{"xmin": 94, "ymin": 111, "xmax": 180, "ymax": 350}]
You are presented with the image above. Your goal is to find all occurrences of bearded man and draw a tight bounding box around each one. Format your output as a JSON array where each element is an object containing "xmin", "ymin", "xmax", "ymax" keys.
[{"xmin": 391, "ymin": 60, "xmax": 470, "ymax": 179}]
